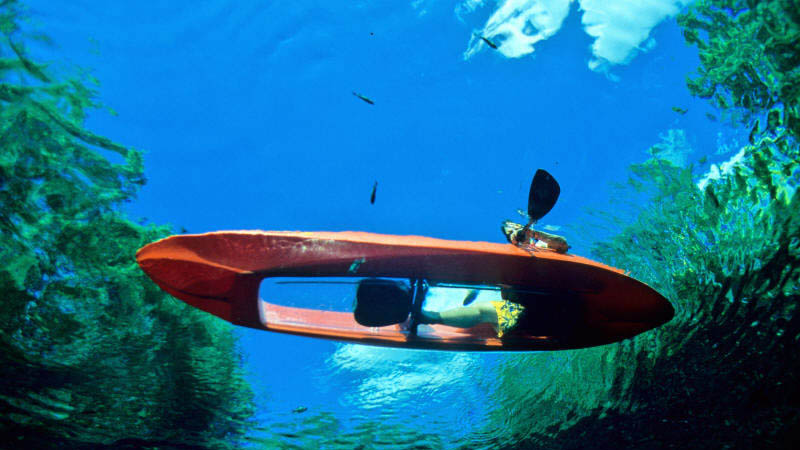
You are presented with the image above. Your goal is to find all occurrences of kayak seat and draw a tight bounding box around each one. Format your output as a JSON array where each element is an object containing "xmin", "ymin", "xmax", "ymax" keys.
[{"xmin": 354, "ymin": 278, "xmax": 413, "ymax": 327}]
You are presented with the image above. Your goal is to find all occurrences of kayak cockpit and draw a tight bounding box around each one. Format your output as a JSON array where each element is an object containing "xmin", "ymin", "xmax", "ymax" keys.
[{"xmin": 255, "ymin": 277, "xmax": 561, "ymax": 351}]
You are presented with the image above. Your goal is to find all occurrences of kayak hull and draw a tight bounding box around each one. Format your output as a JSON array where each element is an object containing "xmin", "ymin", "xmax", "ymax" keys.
[{"xmin": 136, "ymin": 230, "xmax": 674, "ymax": 351}]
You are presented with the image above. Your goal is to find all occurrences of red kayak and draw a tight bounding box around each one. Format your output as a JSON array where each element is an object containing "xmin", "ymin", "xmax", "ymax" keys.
[{"xmin": 136, "ymin": 230, "xmax": 673, "ymax": 351}]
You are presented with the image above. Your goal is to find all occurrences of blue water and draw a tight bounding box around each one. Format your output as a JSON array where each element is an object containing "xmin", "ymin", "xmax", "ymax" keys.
[{"xmin": 15, "ymin": 0, "xmax": 755, "ymax": 447}]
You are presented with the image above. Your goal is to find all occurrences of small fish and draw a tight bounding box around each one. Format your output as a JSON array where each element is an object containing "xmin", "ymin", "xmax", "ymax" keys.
[
  {"xmin": 475, "ymin": 33, "xmax": 498, "ymax": 50},
  {"xmin": 352, "ymin": 91, "xmax": 374, "ymax": 105},
  {"xmin": 292, "ymin": 406, "xmax": 308, "ymax": 414},
  {"xmin": 698, "ymin": 156, "xmax": 708, "ymax": 164},
  {"xmin": 370, "ymin": 181, "xmax": 377, "ymax": 204},
  {"xmin": 671, "ymin": 106, "xmax": 688, "ymax": 115},
  {"xmin": 462, "ymin": 289, "xmax": 479, "ymax": 306},
  {"xmin": 705, "ymin": 112, "xmax": 717, "ymax": 122}
]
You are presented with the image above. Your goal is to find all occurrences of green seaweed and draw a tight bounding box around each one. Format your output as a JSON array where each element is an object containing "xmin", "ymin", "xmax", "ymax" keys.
[
  {"xmin": 678, "ymin": 0, "xmax": 800, "ymax": 140},
  {"xmin": 0, "ymin": 1, "xmax": 253, "ymax": 447},
  {"xmin": 479, "ymin": 1, "xmax": 800, "ymax": 447},
  {"xmin": 483, "ymin": 134, "xmax": 799, "ymax": 449}
]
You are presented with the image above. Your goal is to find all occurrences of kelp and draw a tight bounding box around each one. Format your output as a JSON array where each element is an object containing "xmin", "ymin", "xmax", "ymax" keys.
[
  {"xmin": 0, "ymin": 1, "xmax": 253, "ymax": 447},
  {"xmin": 477, "ymin": 1, "xmax": 800, "ymax": 448}
]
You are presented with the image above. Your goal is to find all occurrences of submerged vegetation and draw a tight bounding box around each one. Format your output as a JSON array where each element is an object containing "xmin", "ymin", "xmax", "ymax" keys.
[
  {"xmin": 485, "ymin": 0, "xmax": 799, "ymax": 447},
  {"xmin": 679, "ymin": 0, "xmax": 800, "ymax": 140},
  {"xmin": 0, "ymin": 1, "xmax": 252, "ymax": 447}
]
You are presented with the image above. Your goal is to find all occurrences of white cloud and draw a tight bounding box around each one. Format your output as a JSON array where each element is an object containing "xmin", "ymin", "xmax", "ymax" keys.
[
  {"xmin": 461, "ymin": 0, "xmax": 692, "ymax": 73},
  {"xmin": 580, "ymin": 0, "xmax": 691, "ymax": 71},
  {"xmin": 464, "ymin": 0, "xmax": 572, "ymax": 59}
]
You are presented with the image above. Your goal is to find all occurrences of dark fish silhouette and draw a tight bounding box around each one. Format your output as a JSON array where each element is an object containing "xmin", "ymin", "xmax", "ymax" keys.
[
  {"xmin": 462, "ymin": 289, "xmax": 479, "ymax": 306},
  {"xmin": 352, "ymin": 91, "xmax": 374, "ymax": 105},
  {"xmin": 671, "ymin": 106, "xmax": 688, "ymax": 115},
  {"xmin": 475, "ymin": 34, "xmax": 498, "ymax": 49},
  {"xmin": 292, "ymin": 406, "xmax": 308, "ymax": 413},
  {"xmin": 370, "ymin": 181, "xmax": 377, "ymax": 204}
]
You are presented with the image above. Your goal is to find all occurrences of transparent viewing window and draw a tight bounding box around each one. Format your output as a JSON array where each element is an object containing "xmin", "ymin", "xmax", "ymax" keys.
[
  {"xmin": 256, "ymin": 277, "xmax": 566, "ymax": 344},
  {"xmin": 259, "ymin": 277, "xmax": 366, "ymax": 312},
  {"xmin": 257, "ymin": 277, "xmax": 509, "ymax": 343},
  {"xmin": 258, "ymin": 277, "xmax": 507, "ymax": 315}
]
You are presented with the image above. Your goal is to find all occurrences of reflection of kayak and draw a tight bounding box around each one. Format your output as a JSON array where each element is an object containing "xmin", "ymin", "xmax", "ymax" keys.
[{"xmin": 136, "ymin": 230, "xmax": 674, "ymax": 351}]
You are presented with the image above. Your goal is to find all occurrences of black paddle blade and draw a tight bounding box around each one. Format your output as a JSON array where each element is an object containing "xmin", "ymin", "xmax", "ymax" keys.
[{"xmin": 527, "ymin": 169, "xmax": 560, "ymax": 222}]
